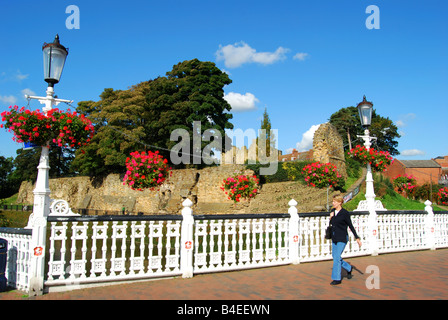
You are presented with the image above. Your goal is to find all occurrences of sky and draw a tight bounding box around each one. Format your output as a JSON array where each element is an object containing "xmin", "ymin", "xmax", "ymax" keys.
[{"xmin": 1, "ymin": 0, "xmax": 447, "ymax": 162}]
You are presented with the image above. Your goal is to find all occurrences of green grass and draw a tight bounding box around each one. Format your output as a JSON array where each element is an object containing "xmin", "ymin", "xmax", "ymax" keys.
[{"xmin": 343, "ymin": 176, "xmax": 445, "ymax": 212}]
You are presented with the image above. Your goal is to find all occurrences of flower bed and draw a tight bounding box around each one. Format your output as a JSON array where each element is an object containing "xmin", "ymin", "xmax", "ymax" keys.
[
  {"xmin": 123, "ymin": 150, "xmax": 172, "ymax": 191},
  {"xmin": 301, "ymin": 161, "xmax": 345, "ymax": 189},
  {"xmin": 347, "ymin": 144, "xmax": 393, "ymax": 172},
  {"xmin": 221, "ymin": 174, "xmax": 259, "ymax": 202},
  {"xmin": 1, "ymin": 105, "xmax": 94, "ymax": 148}
]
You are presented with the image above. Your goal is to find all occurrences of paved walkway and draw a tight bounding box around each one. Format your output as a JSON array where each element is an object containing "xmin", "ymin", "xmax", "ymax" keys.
[{"xmin": 1, "ymin": 249, "xmax": 448, "ymax": 300}]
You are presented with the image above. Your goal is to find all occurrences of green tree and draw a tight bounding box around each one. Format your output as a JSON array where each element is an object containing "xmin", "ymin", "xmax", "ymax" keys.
[
  {"xmin": 72, "ymin": 59, "xmax": 234, "ymax": 176},
  {"xmin": 256, "ymin": 107, "xmax": 276, "ymax": 160},
  {"xmin": 329, "ymin": 106, "xmax": 401, "ymax": 156},
  {"xmin": 0, "ymin": 155, "xmax": 15, "ymax": 198}
]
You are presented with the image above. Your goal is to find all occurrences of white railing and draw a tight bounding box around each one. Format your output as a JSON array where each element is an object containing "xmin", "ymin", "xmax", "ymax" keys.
[
  {"xmin": 192, "ymin": 214, "xmax": 291, "ymax": 274},
  {"xmin": 1, "ymin": 199, "xmax": 448, "ymax": 295},
  {"xmin": 0, "ymin": 228, "xmax": 32, "ymax": 292},
  {"xmin": 45, "ymin": 216, "xmax": 184, "ymax": 289}
]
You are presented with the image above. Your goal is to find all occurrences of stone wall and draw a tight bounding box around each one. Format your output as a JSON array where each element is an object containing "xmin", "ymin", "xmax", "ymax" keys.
[
  {"xmin": 313, "ymin": 122, "xmax": 347, "ymax": 178},
  {"xmin": 17, "ymin": 165, "xmax": 257, "ymax": 215}
]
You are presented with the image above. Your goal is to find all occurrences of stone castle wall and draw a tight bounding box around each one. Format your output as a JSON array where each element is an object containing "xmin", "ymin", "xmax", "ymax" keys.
[
  {"xmin": 313, "ymin": 122, "xmax": 347, "ymax": 178},
  {"xmin": 17, "ymin": 165, "xmax": 256, "ymax": 215}
]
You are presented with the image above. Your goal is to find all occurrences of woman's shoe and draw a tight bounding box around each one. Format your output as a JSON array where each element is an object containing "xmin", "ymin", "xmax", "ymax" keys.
[
  {"xmin": 347, "ymin": 269, "xmax": 352, "ymax": 279},
  {"xmin": 330, "ymin": 280, "xmax": 341, "ymax": 285}
]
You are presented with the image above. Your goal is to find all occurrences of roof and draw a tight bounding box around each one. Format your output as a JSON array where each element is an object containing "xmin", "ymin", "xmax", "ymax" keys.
[{"xmin": 399, "ymin": 160, "xmax": 441, "ymax": 168}]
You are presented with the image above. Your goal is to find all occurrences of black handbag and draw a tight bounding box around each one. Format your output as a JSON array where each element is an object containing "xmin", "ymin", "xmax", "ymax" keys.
[{"xmin": 325, "ymin": 224, "xmax": 332, "ymax": 240}]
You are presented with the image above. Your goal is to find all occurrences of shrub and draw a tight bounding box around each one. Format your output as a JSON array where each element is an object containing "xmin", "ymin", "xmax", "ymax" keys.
[
  {"xmin": 301, "ymin": 161, "xmax": 345, "ymax": 189},
  {"xmin": 123, "ymin": 150, "xmax": 172, "ymax": 191},
  {"xmin": 221, "ymin": 174, "xmax": 259, "ymax": 202}
]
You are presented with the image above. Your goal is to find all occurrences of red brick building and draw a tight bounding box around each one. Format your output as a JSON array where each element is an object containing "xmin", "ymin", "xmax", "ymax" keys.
[
  {"xmin": 433, "ymin": 155, "xmax": 448, "ymax": 184},
  {"xmin": 383, "ymin": 159, "xmax": 442, "ymax": 186},
  {"xmin": 278, "ymin": 149, "xmax": 313, "ymax": 162}
]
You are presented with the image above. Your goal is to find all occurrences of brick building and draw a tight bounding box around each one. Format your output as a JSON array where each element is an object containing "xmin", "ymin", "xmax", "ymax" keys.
[
  {"xmin": 278, "ymin": 149, "xmax": 313, "ymax": 162},
  {"xmin": 383, "ymin": 159, "xmax": 442, "ymax": 186},
  {"xmin": 433, "ymin": 155, "xmax": 448, "ymax": 184}
]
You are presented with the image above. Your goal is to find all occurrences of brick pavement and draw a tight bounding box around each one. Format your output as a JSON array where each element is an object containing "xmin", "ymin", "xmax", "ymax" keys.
[{"xmin": 1, "ymin": 248, "xmax": 448, "ymax": 301}]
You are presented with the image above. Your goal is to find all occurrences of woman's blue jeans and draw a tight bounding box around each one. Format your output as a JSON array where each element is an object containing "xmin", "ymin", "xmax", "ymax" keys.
[{"xmin": 331, "ymin": 241, "xmax": 352, "ymax": 281}]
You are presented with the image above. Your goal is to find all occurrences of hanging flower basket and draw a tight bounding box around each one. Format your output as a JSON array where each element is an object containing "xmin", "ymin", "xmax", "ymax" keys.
[
  {"xmin": 1, "ymin": 105, "xmax": 94, "ymax": 148},
  {"xmin": 123, "ymin": 150, "xmax": 172, "ymax": 191},
  {"xmin": 437, "ymin": 187, "xmax": 448, "ymax": 206},
  {"xmin": 347, "ymin": 144, "xmax": 394, "ymax": 172},
  {"xmin": 301, "ymin": 161, "xmax": 345, "ymax": 189},
  {"xmin": 221, "ymin": 174, "xmax": 259, "ymax": 202}
]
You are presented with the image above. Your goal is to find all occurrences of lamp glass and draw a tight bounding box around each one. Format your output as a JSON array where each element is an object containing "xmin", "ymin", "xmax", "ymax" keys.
[
  {"xmin": 358, "ymin": 102, "xmax": 373, "ymax": 127},
  {"xmin": 43, "ymin": 46, "xmax": 67, "ymax": 85}
]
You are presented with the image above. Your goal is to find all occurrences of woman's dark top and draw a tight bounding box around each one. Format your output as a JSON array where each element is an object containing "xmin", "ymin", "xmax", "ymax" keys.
[{"xmin": 330, "ymin": 208, "xmax": 360, "ymax": 243}]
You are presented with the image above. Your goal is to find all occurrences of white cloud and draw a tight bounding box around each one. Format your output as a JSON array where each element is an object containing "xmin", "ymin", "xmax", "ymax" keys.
[
  {"xmin": 401, "ymin": 149, "xmax": 425, "ymax": 157},
  {"xmin": 224, "ymin": 92, "xmax": 259, "ymax": 112},
  {"xmin": 396, "ymin": 113, "xmax": 416, "ymax": 128},
  {"xmin": 294, "ymin": 124, "xmax": 321, "ymax": 152},
  {"xmin": 15, "ymin": 70, "xmax": 29, "ymax": 81},
  {"xmin": 293, "ymin": 52, "xmax": 309, "ymax": 61},
  {"xmin": 21, "ymin": 88, "xmax": 36, "ymax": 97},
  {"xmin": 216, "ymin": 42, "xmax": 289, "ymax": 68},
  {"xmin": 0, "ymin": 95, "xmax": 17, "ymax": 105}
]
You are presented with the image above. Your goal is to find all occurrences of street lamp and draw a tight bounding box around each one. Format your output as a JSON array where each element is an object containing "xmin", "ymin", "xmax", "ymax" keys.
[
  {"xmin": 25, "ymin": 34, "xmax": 72, "ymax": 296},
  {"xmin": 354, "ymin": 96, "xmax": 378, "ymax": 210},
  {"xmin": 42, "ymin": 34, "xmax": 69, "ymax": 87},
  {"xmin": 25, "ymin": 35, "xmax": 73, "ymax": 114},
  {"xmin": 354, "ymin": 95, "xmax": 385, "ymax": 256},
  {"xmin": 357, "ymin": 95, "xmax": 373, "ymax": 128}
]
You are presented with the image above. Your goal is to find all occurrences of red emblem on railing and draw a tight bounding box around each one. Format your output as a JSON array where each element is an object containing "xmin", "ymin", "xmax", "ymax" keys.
[
  {"xmin": 33, "ymin": 246, "xmax": 43, "ymax": 256},
  {"xmin": 185, "ymin": 241, "xmax": 192, "ymax": 250},
  {"xmin": 293, "ymin": 235, "xmax": 299, "ymax": 243}
]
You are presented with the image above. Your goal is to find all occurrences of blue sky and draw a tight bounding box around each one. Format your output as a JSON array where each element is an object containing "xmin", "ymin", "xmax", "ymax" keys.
[{"xmin": 1, "ymin": 0, "xmax": 447, "ymax": 161}]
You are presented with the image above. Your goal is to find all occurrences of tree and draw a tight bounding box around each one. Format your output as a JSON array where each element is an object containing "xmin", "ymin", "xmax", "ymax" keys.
[
  {"xmin": 0, "ymin": 155, "xmax": 15, "ymax": 198},
  {"xmin": 72, "ymin": 59, "xmax": 234, "ymax": 176},
  {"xmin": 329, "ymin": 106, "xmax": 401, "ymax": 156},
  {"xmin": 256, "ymin": 107, "xmax": 276, "ymax": 161}
]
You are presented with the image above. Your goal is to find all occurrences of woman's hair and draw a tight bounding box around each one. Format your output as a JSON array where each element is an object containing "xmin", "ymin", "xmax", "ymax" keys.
[{"xmin": 333, "ymin": 195, "xmax": 344, "ymax": 204}]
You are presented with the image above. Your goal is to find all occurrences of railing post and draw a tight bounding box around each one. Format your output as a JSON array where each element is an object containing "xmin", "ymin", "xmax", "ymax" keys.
[
  {"xmin": 368, "ymin": 208, "xmax": 379, "ymax": 256},
  {"xmin": 288, "ymin": 199, "xmax": 300, "ymax": 264},
  {"xmin": 180, "ymin": 198, "xmax": 194, "ymax": 278},
  {"xmin": 424, "ymin": 200, "xmax": 436, "ymax": 250}
]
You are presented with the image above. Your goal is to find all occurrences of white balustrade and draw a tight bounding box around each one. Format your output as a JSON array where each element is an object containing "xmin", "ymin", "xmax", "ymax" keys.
[
  {"xmin": 2, "ymin": 198, "xmax": 447, "ymax": 294},
  {"xmin": 0, "ymin": 229, "xmax": 32, "ymax": 291}
]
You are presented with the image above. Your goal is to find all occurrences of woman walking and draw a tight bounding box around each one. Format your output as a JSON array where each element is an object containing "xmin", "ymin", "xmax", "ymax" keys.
[{"xmin": 329, "ymin": 195, "xmax": 362, "ymax": 285}]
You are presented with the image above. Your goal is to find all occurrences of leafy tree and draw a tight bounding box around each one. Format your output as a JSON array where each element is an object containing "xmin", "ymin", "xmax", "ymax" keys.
[
  {"xmin": 72, "ymin": 59, "xmax": 234, "ymax": 176},
  {"xmin": 0, "ymin": 155, "xmax": 15, "ymax": 198},
  {"xmin": 329, "ymin": 106, "xmax": 401, "ymax": 156}
]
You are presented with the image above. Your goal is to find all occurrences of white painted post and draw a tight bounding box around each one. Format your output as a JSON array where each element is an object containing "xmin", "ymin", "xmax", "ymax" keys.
[
  {"xmin": 288, "ymin": 199, "xmax": 300, "ymax": 264},
  {"xmin": 28, "ymin": 145, "xmax": 51, "ymax": 296},
  {"xmin": 368, "ymin": 207, "xmax": 379, "ymax": 256},
  {"xmin": 424, "ymin": 200, "xmax": 436, "ymax": 250},
  {"xmin": 180, "ymin": 198, "xmax": 194, "ymax": 278}
]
